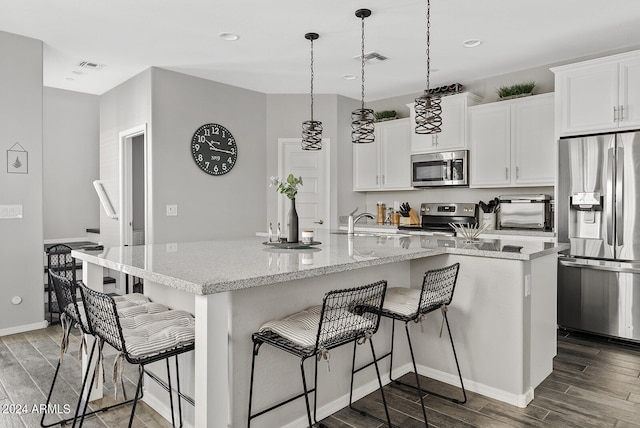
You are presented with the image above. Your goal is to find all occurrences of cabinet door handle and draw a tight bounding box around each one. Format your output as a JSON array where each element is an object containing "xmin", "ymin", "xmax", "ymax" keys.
[
  {"xmin": 505, "ymin": 168, "xmax": 509, "ymax": 180},
  {"xmin": 432, "ymin": 135, "xmax": 436, "ymax": 147},
  {"xmin": 614, "ymin": 106, "xmax": 618, "ymax": 122},
  {"xmin": 620, "ymin": 105, "xmax": 625, "ymax": 122},
  {"xmin": 382, "ymin": 175, "xmax": 386, "ymax": 185},
  {"xmin": 376, "ymin": 175, "xmax": 379, "ymax": 185},
  {"xmin": 516, "ymin": 166, "xmax": 520, "ymax": 179}
]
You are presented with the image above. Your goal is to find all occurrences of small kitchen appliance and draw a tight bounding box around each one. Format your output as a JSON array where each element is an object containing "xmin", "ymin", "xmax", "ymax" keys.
[
  {"xmin": 497, "ymin": 194, "xmax": 552, "ymax": 230},
  {"xmin": 398, "ymin": 202, "xmax": 478, "ymax": 236},
  {"xmin": 411, "ymin": 150, "xmax": 468, "ymax": 188}
]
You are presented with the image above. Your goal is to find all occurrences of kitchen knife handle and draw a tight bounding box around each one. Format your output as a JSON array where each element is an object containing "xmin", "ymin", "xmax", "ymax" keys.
[
  {"xmin": 607, "ymin": 147, "xmax": 614, "ymax": 246},
  {"xmin": 616, "ymin": 146, "xmax": 624, "ymax": 245}
]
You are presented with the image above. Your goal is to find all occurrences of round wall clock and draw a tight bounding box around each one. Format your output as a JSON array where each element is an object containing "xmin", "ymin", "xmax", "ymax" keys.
[{"xmin": 191, "ymin": 123, "xmax": 237, "ymax": 176}]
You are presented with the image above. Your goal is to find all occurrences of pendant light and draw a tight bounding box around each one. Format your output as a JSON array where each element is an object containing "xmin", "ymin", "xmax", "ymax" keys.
[
  {"xmin": 414, "ymin": 0, "xmax": 442, "ymax": 134},
  {"xmin": 351, "ymin": 8, "xmax": 375, "ymax": 144},
  {"xmin": 302, "ymin": 32, "xmax": 323, "ymax": 150}
]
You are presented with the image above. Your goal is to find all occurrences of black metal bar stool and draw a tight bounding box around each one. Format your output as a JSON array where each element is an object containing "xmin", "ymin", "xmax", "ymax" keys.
[
  {"xmin": 247, "ymin": 280, "xmax": 391, "ymax": 428},
  {"xmin": 42, "ymin": 270, "xmax": 150, "ymax": 427},
  {"xmin": 78, "ymin": 282, "xmax": 196, "ymax": 428},
  {"xmin": 374, "ymin": 263, "xmax": 465, "ymax": 426},
  {"xmin": 45, "ymin": 244, "xmax": 77, "ymax": 324}
]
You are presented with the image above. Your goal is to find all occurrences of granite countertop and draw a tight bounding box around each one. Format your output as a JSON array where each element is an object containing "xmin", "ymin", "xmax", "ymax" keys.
[{"xmin": 72, "ymin": 231, "xmax": 568, "ymax": 296}]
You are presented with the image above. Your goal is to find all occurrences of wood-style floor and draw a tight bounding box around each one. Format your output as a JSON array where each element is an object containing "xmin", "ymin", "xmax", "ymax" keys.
[{"xmin": 1, "ymin": 327, "xmax": 639, "ymax": 427}]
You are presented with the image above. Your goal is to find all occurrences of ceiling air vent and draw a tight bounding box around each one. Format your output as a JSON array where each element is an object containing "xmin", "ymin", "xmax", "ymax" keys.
[
  {"xmin": 77, "ymin": 61, "xmax": 104, "ymax": 70},
  {"xmin": 353, "ymin": 52, "xmax": 388, "ymax": 65}
]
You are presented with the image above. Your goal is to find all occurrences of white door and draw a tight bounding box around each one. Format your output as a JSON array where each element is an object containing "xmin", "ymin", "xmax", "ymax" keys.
[
  {"xmin": 558, "ymin": 62, "xmax": 619, "ymax": 135},
  {"xmin": 279, "ymin": 138, "xmax": 330, "ymax": 233},
  {"xmin": 513, "ymin": 94, "xmax": 556, "ymax": 186},
  {"xmin": 469, "ymin": 103, "xmax": 511, "ymax": 187},
  {"xmin": 619, "ymin": 56, "xmax": 640, "ymax": 130}
]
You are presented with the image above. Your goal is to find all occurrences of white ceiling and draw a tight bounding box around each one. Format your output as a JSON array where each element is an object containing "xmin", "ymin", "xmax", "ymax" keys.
[{"xmin": 2, "ymin": 0, "xmax": 640, "ymax": 100}]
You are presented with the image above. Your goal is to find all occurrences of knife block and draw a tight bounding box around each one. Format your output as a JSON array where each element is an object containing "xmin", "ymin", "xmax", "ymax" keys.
[{"xmin": 400, "ymin": 209, "xmax": 420, "ymax": 225}]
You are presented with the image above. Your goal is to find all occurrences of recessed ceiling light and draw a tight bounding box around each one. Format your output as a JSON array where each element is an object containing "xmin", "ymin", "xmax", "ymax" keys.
[
  {"xmin": 343, "ymin": 74, "xmax": 357, "ymax": 80},
  {"xmin": 218, "ymin": 32, "xmax": 240, "ymax": 41},
  {"xmin": 462, "ymin": 39, "xmax": 482, "ymax": 48}
]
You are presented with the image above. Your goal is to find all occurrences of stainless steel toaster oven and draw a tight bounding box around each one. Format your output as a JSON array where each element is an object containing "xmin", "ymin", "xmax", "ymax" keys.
[{"xmin": 498, "ymin": 194, "xmax": 552, "ymax": 230}]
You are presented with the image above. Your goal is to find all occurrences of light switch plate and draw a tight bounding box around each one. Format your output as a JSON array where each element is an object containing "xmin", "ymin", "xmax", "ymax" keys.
[
  {"xmin": 166, "ymin": 205, "xmax": 178, "ymax": 216},
  {"xmin": 0, "ymin": 205, "xmax": 23, "ymax": 219}
]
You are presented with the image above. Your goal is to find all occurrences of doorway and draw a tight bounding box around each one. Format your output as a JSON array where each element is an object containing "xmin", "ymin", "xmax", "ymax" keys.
[
  {"xmin": 278, "ymin": 138, "xmax": 331, "ymax": 233},
  {"xmin": 119, "ymin": 124, "xmax": 149, "ymax": 293}
]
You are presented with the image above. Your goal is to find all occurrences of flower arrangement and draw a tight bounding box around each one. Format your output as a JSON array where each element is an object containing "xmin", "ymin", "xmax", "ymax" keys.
[{"xmin": 269, "ymin": 174, "xmax": 303, "ymax": 200}]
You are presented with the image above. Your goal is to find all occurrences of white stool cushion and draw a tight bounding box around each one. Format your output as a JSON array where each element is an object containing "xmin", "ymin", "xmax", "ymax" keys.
[
  {"xmin": 121, "ymin": 310, "xmax": 195, "ymax": 359},
  {"xmin": 382, "ymin": 287, "xmax": 422, "ymax": 317},
  {"xmin": 77, "ymin": 293, "xmax": 153, "ymax": 328},
  {"xmin": 259, "ymin": 305, "xmax": 375, "ymax": 348}
]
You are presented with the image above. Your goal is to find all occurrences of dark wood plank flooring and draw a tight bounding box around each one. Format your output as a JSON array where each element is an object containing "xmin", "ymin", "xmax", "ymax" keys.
[
  {"xmin": 319, "ymin": 330, "xmax": 640, "ymax": 428},
  {"xmin": 1, "ymin": 327, "xmax": 639, "ymax": 427}
]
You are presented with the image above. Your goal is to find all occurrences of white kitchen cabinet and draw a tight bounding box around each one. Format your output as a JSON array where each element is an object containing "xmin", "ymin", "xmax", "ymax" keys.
[
  {"xmin": 552, "ymin": 49, "xmax": 640, "ymax": 136},
  {"xmin": 469, "ymin": 93, "xmax": 555, "ymax": 188},
  {"xmin": 407, "ymin": 92, "xmax": 481, "ymax": 153},
  {"xmin": 353, "ymin": 118, "xmax": 413, "ymax": 191}
]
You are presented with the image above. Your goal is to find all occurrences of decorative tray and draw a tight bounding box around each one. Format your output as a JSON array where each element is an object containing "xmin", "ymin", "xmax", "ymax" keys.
[{"xmin": 262, "ymin": 241, "xmax": 321, "ymax": 250}]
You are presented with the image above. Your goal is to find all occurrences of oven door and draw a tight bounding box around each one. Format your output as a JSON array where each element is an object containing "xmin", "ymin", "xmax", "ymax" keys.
[{"xmin": 411, "ymin": 150, "xmax": 468, "ymax": 187}]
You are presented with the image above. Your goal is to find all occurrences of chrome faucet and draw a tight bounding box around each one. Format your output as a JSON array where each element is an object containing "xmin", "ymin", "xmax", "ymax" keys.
[{"xmin": 348, "ymin": 212, "xmax": 375, "ymax": 234}]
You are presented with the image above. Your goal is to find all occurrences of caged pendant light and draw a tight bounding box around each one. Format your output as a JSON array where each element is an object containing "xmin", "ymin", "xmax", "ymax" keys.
[
  {"xmin": 351, "ymin": 8, "xmax": 375, "ymax": 144},
  {"xmin": 302, "ymin": 32, "xmax": 323, "ymax": 150},
  {"xmin": 414, "ymin": 0, "xmax": 442, "ymax": 134}
]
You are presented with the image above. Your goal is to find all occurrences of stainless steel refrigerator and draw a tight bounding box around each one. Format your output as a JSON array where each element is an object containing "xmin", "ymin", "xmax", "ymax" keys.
[{"xmin": 558, "ymin": 131, "xmax": 640, "ymax": 341}]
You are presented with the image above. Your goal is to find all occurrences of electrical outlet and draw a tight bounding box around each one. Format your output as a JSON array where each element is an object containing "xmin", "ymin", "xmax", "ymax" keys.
[
  {"xmin": 0, "ymin": 205, "xmax": 22, "ymax": 219},
  {"xmin": 524, "ymin": 274, "xmax": 531, "ymax": 297},
  {"xmin": 166, "ymin": 205, "xmax": 178, "ymax": 216}
]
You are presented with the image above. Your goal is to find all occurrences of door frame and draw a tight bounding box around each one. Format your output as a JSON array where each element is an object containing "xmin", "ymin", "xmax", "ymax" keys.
[
  {"xmin": 119, "ymin": 124, "xmax": 151, "ymax": 247},
  {"xmin": 277, "ymin": 138, "xmax": 331, "ymax": 230}
]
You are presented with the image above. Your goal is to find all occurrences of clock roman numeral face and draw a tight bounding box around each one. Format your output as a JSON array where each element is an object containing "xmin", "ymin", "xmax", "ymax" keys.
[{"xmin": 191, "ymin": 123, "xmax": 238, "ymax": 176}]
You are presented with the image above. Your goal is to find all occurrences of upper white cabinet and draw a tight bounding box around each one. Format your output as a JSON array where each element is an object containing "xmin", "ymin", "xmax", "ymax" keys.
[
  {"xmin": 552, "ymin": 50, "xmax": 640, "ymax": 136},
  {"xmin": 469, "ymin": 93, "xmax": 555, "ymax": 188},
  {"xmin": 407, "ymin": 92, "xmax": 481, "ymax": 153},
  {"xmin": 353, "ymin": 118, "xmax": 413, "ymax": 191}
]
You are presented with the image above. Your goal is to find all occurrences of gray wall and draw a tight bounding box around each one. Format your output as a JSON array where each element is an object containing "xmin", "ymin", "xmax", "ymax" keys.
[
  {"xmin": 99, "ymin": 69, "xmax": 152, "ymax": 247},
  {"xmin": 43, "ymin": 87, "xmax": 100, "ymax": 240},
  {"xmin": 149, "ymin": 68, "xmax": 267, "ymax": 243},
  {"xmin": 265, "ymin": 94, "xmax": 365, "ymax": 228},
  {"xmin": 0, "ymin": 31, "xmax": 44, "ymax": 331}
]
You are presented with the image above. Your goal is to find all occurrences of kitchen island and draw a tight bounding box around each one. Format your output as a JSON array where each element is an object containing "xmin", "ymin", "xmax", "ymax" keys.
[{"xmin": 72, "ymin": 231, "xmax": 568, "ymax": 428}]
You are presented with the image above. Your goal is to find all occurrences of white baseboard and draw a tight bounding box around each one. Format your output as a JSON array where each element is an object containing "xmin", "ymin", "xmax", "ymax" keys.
[
  {"xmin": 141, "ymin": 386, "xmax": 195, "ymax": 428},
  {"xmin": 0, "ymin": 320, "xmax": 48, "ymax": 337},
  {"xmin": 415, "ymin": 363, "xmax": 534, "ymax": 408}
]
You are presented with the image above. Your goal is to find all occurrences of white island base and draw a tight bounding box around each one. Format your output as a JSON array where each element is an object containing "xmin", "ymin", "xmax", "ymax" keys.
[{"xmin": 75, "ymin": 234, "xmax": 560, "ymax": 428}]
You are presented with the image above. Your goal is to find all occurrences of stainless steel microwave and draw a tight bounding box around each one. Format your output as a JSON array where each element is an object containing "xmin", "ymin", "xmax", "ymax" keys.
[{"xmin": 411, "ymin": 150, "xmax": 468, "ymax": 187}]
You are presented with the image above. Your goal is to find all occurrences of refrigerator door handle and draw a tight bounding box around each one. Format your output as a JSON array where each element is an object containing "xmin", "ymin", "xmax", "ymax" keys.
[
  {"xmin": 559, "ymin": 256, "xmax": 640, "ymax": 274},
  {"xmin": 607, "ymin": 147, "xmax": 615, "ymax": 246},
  {"xmin": 616, "ymin": 147, "xmax": 624, "ymax": 246}
]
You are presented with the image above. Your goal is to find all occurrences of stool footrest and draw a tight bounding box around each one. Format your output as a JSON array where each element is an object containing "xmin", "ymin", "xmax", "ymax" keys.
[
  {"xmin": 249, "ymin": 387, "xmax": 316, "ymax": 421},
  {"xmin": 391, "ymin": 377, "xmax": 466, "ymax": 404}
]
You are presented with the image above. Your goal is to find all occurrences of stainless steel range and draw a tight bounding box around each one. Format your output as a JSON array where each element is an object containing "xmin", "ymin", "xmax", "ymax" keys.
[{"xmin": 398, "ymin": 202, "xmax": 478, "ymax": 236}]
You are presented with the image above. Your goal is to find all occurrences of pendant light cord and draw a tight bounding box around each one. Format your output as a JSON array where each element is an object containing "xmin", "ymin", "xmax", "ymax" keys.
[
  {"xmin": 310, "ymin": 37, "xmax": 315, "ymax": 122},
  {"xmin": 360, "ymin": 15, "xmax": 366, "ymax": 111},
  {"xmin": 425, "ymin": 0, "xmax": 431, "ymax": 93}
]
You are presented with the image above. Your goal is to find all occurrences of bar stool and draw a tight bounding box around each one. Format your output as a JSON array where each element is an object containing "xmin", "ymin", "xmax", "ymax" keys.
[
  {"xmin": 247, "ymin": 280, "xmax": 391, "ymax": 428},
  {"xmin": 45, "ymin": 244, "xmax": 76, "ymax": 324},
  {"xmin": 377, "ymin": 263, "xmax": 465, "ymax": 426},
  {"xmin": 42, "ymin": 270, "xmax": 150, "ymax": 427},
  {"xmin": 78, "ymin": 282, "xmax": 195, "ymax": 428}
]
